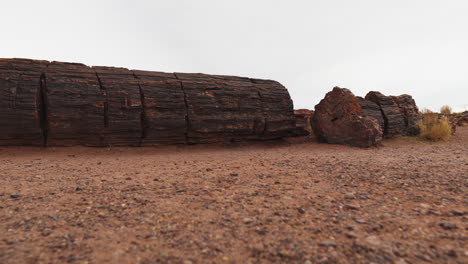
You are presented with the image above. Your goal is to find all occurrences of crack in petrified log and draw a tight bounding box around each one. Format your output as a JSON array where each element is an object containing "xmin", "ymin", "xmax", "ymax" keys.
[
  {"xmin": 0, "ymin": 58, "xmax": 296, "ymax": 146},
  {"xmin": 132, "ymin": 72, "xmax": 148, "ymax": 146},
  {"xmin": 255, "ymin": 90, "xmax": 267, "ymax": 136},
  {"xmin": 94, "ymin": 71, "xmax": 109, "ymax": 129},
  {"xmin": 38, "ymin": 72, "xmax": 49, "ymax": 146},
  {"xmin": 173, "ymin": 72, "xmax": 191, "ymax": 144},
  {"xmin": 10, "ymin": 72, "xmax": 23, "ymax": 109}
]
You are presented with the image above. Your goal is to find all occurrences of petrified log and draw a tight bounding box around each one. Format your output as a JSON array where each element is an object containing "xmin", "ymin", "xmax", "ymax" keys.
[
  {"xmin": 0, "ymin": 59, "xmax": 48, "ymax": 145},
  {"xmin": 365, "ymin": 91, "xmax": 406, "ymax": 138},
  {"xmin": 312, "ymin": 87, "xmax": 383, "ymax": 147},
  {"xmin": 293, "ymin": 109, "xmax": 314, "ymax": 136},
  {"xmin": 0, "ymin": 58, "xmax": 295, "ymax": 146}
]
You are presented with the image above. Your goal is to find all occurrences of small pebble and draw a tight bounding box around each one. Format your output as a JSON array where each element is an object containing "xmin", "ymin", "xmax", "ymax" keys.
[
  {"xmin": 243, "ymin": 218, "xmax": 254, "ymax": 224},
  {"xmin": 344, "ymin": 192, "xmax": 355, "ymax": 200},
  {"xmin": 344, "ymin": 203, "xmax": 360, "ymax": 210},
  {"xmin": 364, "ymin": 235, "xmax": 381, "ymax": 246},
  {"xmin": 440, "ymin": 222, "xmax": 457, "ymax": 230},
  {"xmin": 319, "ymin": 240, "xmax": 337, "ymax": 247}
]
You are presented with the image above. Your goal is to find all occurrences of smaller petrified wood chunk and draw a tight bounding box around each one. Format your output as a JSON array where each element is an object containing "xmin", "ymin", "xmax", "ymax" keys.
[
  {"xmin": 312, "ymin": 87, "xmax": 383, "ymax": 147},
  {"xmin": 293, "ymin": 109, "xmax": 314, "ymax": 136},
  {"xmin": 391, "ymin": 94, "xmax": 420, "ymax": 136},
  {"xmin": 365, "ymin": 91, "xmax": 406, "ymax": 138}
]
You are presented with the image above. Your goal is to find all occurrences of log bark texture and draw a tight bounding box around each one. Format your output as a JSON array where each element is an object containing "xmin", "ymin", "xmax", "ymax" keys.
[
  {"xmin": 133, "ymin": 70, "xmax": 187, "ymax": 145},
  {"xmin": 45, "ymin": 62, "xmax": 105, "ymax": 146},
  {"xmin": 0, "ymin": 58, "xmax": 295, "ymax": 146},
  {"xmin": 94, "ymin": 66, "xmax": 142, "ymax": 146}
]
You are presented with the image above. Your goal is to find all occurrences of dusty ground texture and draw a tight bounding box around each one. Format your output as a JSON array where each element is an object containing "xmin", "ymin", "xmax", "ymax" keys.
[{"xmin": 0, "ymin": 128, "xmax": 467, "ymax": 264}]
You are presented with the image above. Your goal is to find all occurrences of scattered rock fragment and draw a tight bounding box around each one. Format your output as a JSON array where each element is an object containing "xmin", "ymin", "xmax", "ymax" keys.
[
  {"xmin": 440, "ymin": 222, "xmax": 457, "ymax": 230},
  {"xmin": 450, "ymin": 210, "xmax": 465, "ymax": 216},
  {"xmin": 344, "ymin": 203, "xmax": 360, "ymax": 210},
  {"xmin": 243, "ymin": 218, "xmax": 254, "ymax": 224},
  {"xmin": 344, "ymin": 192, "xmax": 355, "ymax": 200},
  {"xmin": 363, "ymin": 235, "xmax": 381, "ymax": 247},
  {"xmin": 319, "ymin": 240, "xmax": 337, "ymax": 247},
  {"xmin": 10, "ymin": 194, "xmax": 22, "ymax": 199}
]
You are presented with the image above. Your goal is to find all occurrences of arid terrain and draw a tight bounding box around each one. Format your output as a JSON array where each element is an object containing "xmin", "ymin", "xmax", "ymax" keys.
[{"xmin": 0, "ymin": 128, "xmax": 467, "ymax": 264}]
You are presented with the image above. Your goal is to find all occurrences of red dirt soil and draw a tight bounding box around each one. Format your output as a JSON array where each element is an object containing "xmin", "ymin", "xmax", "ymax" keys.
[{"xmin": 1, "ymin": 128, "xmax": 467, "ymax": 264}]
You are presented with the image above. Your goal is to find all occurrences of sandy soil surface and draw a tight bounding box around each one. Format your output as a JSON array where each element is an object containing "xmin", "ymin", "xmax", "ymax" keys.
[{"xmin": 0, "ymin": 128, "xmax": 467, "ymax": 264}]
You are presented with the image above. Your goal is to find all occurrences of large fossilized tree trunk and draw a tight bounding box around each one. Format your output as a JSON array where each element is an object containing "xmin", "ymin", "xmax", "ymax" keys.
[{"xmin": 0, "ymin": 58, "xmax": 295, "ymax": 146}]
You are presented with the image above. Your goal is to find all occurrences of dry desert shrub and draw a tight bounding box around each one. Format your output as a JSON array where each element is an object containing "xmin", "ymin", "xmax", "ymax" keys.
[
  {"xmin": 418, "ymin": 109, "xmax": 452, "ymax": 141},
  {"xmin": 440, "ymin": 105, "xmax": 452, "ymax": 115}
]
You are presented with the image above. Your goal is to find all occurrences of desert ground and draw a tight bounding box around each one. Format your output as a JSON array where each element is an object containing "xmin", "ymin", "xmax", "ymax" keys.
[{"xmin": 0, "ymin": 128, "xmax": 467, "ymax": 264}]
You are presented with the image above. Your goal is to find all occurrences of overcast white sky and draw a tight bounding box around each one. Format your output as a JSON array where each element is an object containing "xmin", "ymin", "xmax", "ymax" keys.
[{"xmin": 1, "ymin": 0, "xmax": 467, "ymax": 111}]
